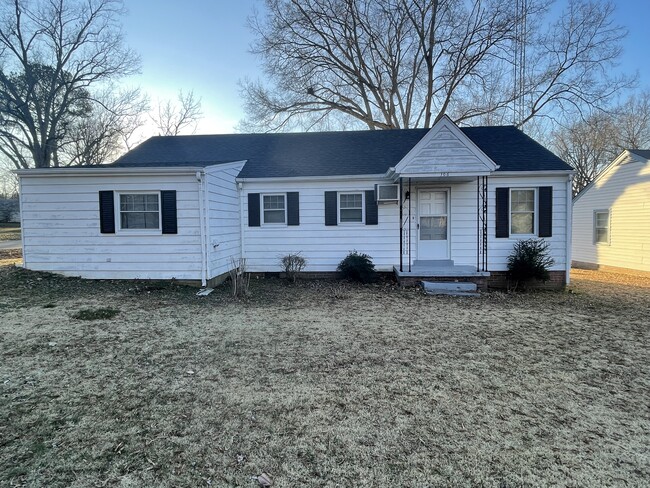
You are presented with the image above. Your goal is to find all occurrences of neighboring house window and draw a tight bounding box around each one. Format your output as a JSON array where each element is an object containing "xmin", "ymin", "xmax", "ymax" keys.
[
  {"xmin": 510, "ymin": 189, "xmax": 535, "ymax": 235},
  {"xmin": 594, "ymin": 210, "xmax": 610, "ymax": 244},
  {"xmin": 119, "ymin": 193, "xmax": 160, "ymax": 230},
  {"xmin": 262, "ymin": 194, "xmax": 286, "ymax": 224},
  {"xmin": 339, "ymin": 192, "xmax": 364, "ymax": 223}
]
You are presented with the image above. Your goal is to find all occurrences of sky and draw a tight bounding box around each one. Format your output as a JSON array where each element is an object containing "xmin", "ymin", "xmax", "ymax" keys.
[{"xmin": 121, "ymin": 0, "xmax": 650, "ymax": 136}]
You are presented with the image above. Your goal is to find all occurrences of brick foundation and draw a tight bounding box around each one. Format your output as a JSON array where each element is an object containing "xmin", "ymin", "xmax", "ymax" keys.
[{"xmin": 488, "ymin": 270, "xmax": 566, "ymax": 290}]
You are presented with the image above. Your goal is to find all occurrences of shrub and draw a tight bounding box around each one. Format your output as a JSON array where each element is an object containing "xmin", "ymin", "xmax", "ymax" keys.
[
  {"xmin": 337, "ymin": 251, "xmax": 377, "ymax": 283},
  {"xmin": 507, "ymin": 238, "xmax": 555, "ymax": 289},
  {"xmin": 229, "ymin": 257, "xmax": 251, "ymax": 297},
  {"xmin": 279, "ymin": 252, "xmax": 307, "ymax": 282}
]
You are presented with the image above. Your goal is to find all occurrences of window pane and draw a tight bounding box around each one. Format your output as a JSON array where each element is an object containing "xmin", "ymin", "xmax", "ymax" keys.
[
  {"xmin": 512, "ymin": 190, "xmax": 534, "ymax": 211},
  {"xmin": 340, "ymin": 193, "xmax": 362, "ymax": 209},
  {"xmin": 420, "ymin": 216, "xmax": 447, "ymax": 240},
  {"xmin": 264, "ymin": 209, "xmax": 285, "ymax": 223},
  {"xmin": 595, "ymin": 212, "xmax": 609, "ymax": 228},
  {"xmin": 121, "ymin": 211, "xmax": 159, "ymax": 229},
  {"xmin": 340, "ymin": 208, "xmax": 362, "ymax": 222},
  {"xmin": 595, "ymin": 228, "xmax": 608, "ymax": 243},
  {"xmin": 511, "ymin": 212, "xmax": 534, "ymax": 234},
  {"xmin": 263, "ymin": 195, "xmax": 285, "ymax": 210}
]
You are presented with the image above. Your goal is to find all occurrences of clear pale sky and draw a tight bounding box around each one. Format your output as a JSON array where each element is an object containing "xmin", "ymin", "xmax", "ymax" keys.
[{"xmin": 121, "ymin": 0, "xmax": 650, "ymax": 135}]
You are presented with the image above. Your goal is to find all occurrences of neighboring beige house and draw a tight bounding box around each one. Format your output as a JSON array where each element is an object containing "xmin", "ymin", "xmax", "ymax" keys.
[{"xmin": 572, "ymin": 149, "xmax": 650, "ymax": 273}]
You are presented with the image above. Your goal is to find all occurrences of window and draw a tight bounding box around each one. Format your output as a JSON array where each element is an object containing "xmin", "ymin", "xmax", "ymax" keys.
[
  {"xmin": 510, "ymin": 189, "xmax": 535, "ymax": 235},
  {"xmin": 119, "ymin": 193, "xmax": 160, "ymax": 230},
  {"xmin": 263, "ymin": 194, "xmax": 286, "ymax": 224},
  {"xmin": 339, "ymin": 193, "xmax": 363, "ymax": 223},
  {"xmin": 594, "ymin": 210, "xmax": 610, "ymax": 244}
]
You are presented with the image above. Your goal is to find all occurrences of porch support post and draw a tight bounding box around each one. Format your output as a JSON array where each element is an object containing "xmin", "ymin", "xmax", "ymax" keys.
[
  {"xmin": 408, "ymin": 178, "xmax": 412, "ymax": 272},
  {"xmin": 482, "ymin": 176, "xmax": 488, "ymax": 272},
  {"xmin": 476, "ymin": 175, "xmax": 489, "ymax": 272},
  {"xmin": 399, "ymin": 177, "xmax": 403, "ymax": 272}
]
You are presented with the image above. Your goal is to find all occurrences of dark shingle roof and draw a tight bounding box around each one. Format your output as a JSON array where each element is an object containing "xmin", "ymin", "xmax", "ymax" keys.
[
  {"xmin": 110, "ymin": 126, "xmax": 572, "ymax": 177},
  {"xmin": 629, "ymin": 149, "xmax": 650, "ymax": 160}
]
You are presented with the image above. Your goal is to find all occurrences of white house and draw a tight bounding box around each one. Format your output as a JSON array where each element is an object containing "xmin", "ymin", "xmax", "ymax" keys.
[
  {"xmin": 16, "ymin": 116, "xmax": 574, "ymax": 288},
  {"xmin": 572, "ymin": 149, "xmax": 650, "ymax": 274}
]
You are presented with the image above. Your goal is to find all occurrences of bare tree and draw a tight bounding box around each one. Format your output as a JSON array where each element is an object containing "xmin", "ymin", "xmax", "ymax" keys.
[
  {"xmin": 60, "ymin": 87, "xmax": 149, "ymax": 166},
  {"xmin": 553, "ymin": 91, "xmax": 650, "ymax": 194},
  {"xmin": 0, "ymin": 0, "xmax": 139, "ymax": 168},
  {"xmin": 240, "ymin": 0, "xmax": 631, "ymax": 132},
  {"xmin": 151, "ymin": 90, "xmax": 203, "ymax": 136}
]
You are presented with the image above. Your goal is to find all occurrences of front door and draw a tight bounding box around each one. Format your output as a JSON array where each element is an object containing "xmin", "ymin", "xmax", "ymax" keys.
[{"xmin": 418, "ymin": 189, "xmax": 449, "ymax": 260}]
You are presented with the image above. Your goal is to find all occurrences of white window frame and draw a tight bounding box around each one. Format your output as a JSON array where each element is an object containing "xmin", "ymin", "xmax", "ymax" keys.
[
  {"xmin": 510, "ymin": 187, "xmax": 537, "ymax": 236},
  {"xmin": 593, "ymin": 209, "xmax": 610, "ymax": 245},
  {"xmin": 261, "ymin": 193, "xmax": 287, "ymax": 226},
  {"xmin": 115, "ymin": 191, "xmax": 162, "ymax": 234},
  {"xmin": 338, "ymin": 192, "xmax": 365, "ymax": 225}
]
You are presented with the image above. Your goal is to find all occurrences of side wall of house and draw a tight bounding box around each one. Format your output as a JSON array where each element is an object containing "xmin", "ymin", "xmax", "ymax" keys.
[
  {"xmin": 20, "ymin": 174, "xmax": 203, "ymax": 280},
  {"xmin": 241, "ymin": 178, "xmax": 400, "ymax": 272},
  {"xmin": 572, "ymin": 160, "xmax": 650, "ymax": 272},
  {"xmin": 205, "ymin": 162, "xmax": 246, "ymax": 279}
]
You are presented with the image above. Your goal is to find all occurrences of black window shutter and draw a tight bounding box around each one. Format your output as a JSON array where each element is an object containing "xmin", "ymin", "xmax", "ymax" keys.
[
  {"xmin": 325, "ymin": 191, "xmax": 338, "ymax": 226},
  {"xmin": 161, "ymin": 190, "xmax": 178, "ymax": 234},
  {"xmin": 365, "ymin": 190, "xmax": 378, "ymax": 225},
  {"xmin": 248, "ymin": 193, "xmax": 260, "ymax": 227},
  {"xmin": 287, "ymin": 192, "xmax": 300, "ymax": 226},
  {"xmin": 495, "ymin": 187, "xmax": 509, "ymax": 238},
  {"xmin": 538, "ymin": 186, "xmax": 553, "ymax": 237},
  {"xmin": 99, "ymin": 191, "xmax": 115, "ymax": 234}
]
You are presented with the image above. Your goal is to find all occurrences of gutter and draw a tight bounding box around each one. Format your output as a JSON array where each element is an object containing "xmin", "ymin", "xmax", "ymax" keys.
[{"xmin": 14, "ymin": 166, "xmax": 206, "ymax": 177}]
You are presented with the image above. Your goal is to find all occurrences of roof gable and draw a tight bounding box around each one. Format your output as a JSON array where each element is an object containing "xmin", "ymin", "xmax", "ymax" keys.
[{"xmin": 394, "ymin": 116, "xmax": 497, "ymax": 176}]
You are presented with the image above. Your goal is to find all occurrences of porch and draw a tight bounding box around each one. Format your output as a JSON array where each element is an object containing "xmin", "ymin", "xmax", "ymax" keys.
[{"xmin": 393, "ymin": 259, "xmax": 490, "ymax": 290}]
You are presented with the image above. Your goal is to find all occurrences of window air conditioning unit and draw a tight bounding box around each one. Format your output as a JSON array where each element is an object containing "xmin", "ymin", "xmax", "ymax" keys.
[{"xmin": 375, "ymin": 184, "xmax": 399, "ymax": 202}]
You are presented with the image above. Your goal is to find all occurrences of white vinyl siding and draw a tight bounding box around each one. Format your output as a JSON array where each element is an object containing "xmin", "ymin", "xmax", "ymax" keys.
[
  {"xmin": 19, "ymin": 174, "xmax": 203, "ymax": 280},
  {"xmin": 243, "ymin": 179, "xmax": 395, "ymax": 272},
  {"xmin": 205, "ymin": 162, "xmax": 246, "ymax": 280},
  {"xmin": 573, "ymin": 156, "xmax": 650, "ymax": 272}
]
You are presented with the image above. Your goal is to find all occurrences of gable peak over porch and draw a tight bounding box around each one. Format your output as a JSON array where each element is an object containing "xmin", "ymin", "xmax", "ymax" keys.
[{"xmin": 392, "ymin": 115, "xmax": 498, "ymax": 179}]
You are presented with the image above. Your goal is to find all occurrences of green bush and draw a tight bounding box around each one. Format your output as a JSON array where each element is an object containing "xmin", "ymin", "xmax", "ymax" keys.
[
  {"xmin": 337, "ymin": 251, "xmax": 377, "ymax": 283},
  {"xmin": 507, "ymin": 238, "xmax": 555, "ymax": 289}
]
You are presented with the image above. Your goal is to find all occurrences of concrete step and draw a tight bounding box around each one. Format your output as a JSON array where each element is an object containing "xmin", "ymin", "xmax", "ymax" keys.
[
  {"xmin": 413, "ymin": 259, "xmax": 455, "ymax": 267},
  {"xmin": 422, "ymin": 281, "xmax": 480, "ymax": 297}
]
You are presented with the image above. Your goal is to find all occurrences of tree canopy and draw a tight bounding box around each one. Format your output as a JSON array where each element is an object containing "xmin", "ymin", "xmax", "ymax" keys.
[
  {"xmin": 240, "ymin": 0, "xmax": 632, "ymax": 132},
  {"xmin": 0, "ymin": 0, "xmax": 140, "ymax": 168}
]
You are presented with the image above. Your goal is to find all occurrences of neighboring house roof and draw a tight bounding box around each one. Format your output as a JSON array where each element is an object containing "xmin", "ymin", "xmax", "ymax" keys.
[
  {"xmin": 628, "ymin": 149, "xmax": 650, "ymax": 160},
  {"xmin": 109, "ymin": 126, "xmax": 572, "ymax": 178}
]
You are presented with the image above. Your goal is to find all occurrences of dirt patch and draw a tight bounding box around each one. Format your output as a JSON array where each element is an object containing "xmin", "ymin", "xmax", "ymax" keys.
[
  {"xmin": 1, "ymin": 267, "xmax": 649, "ymax": 487},
  {"xmin": 0, "ymin": 248, "xmax": 22, "ymax": 266}
]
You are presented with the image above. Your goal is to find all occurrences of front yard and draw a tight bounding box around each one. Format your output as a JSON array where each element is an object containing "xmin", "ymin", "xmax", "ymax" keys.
[
  {"xmin": 0, "ymin": 223, "xmax": 20, "ymax": 241},
  {"xmin": 0, "ymin": 264, "xmax": 649, "ymax": 487}
]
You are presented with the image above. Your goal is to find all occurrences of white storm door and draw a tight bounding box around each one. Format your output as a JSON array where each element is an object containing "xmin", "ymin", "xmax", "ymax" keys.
[{"xmin": 418, "ymin": 189, "xmax": 449, "ymax": 260}]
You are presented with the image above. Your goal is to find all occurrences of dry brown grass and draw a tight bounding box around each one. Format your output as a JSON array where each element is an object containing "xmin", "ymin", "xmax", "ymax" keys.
[
  {"xmin": 0, "ymin": 249, "xmax": 22, "ymax": 266},
  {"xmin": 0, "ymin": 223, "xmax": 20, "ymax": 241},
  {"xmin": 0, "ymin": 266, "xmax": 649, "ymax": 487}
]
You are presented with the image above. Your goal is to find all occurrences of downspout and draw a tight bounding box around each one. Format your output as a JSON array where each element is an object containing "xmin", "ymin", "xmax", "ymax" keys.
[
  {"xmin": 196, "ymin": 171, "xmax": 208, "ymax": 287},
  {"xmin": 203, "ymin": 171, "xmax": 212, "ymax": 283},
  {"xmin": 238, "ymin": 181, "xmax": 245, "ymax": 265},
  {"xmin": 566, "ymin": 174, "xmax": 574, "ymax": 284}
]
